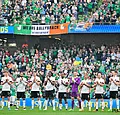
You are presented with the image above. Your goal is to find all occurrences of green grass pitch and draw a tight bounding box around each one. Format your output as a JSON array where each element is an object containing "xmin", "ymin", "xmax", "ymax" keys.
[{"xmin": 0, "ymin": 107, "xmax": 119, "ymax": 115}]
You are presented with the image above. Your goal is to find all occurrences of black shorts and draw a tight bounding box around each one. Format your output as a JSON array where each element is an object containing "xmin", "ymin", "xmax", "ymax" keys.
[
  {"xmin": 58, "ymin": 92, "xmax": 68, "ymax": 99},
  {"xmin": 45, "ymin": 90, "xmax": 54, "ymax": 98},
  {"xmin": 95, "ymin": 94, "xmax": 103, "ymax": 99},
  {"xmin": 81, "ymin": 93, "xmax": 90, "ymax": 100},
  {"xmin": 1, "ymin": 91, "xmax": 11, "ymax": 97},
  {"xmin": 31, "ymin": 91, "xmax": 40, "ymax": 98},
  {"xmin": 110, "ymin": 91, "xmax": 118, "ymax": 99},
  {"xmin": 17, "ymin": 92, "xmax": 25, "ymax": 99}
]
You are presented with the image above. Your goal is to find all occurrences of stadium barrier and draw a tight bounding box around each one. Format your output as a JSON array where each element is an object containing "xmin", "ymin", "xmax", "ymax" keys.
[
  {"xmin": 0, "ymin": 26, "xmax": 14, "ymax": 34},
  {"xmin": 68, "ymin": 24, "xmax": 120, "ymax": 33},
  {"xmin": 0, "ymin": 98, "xmax": 120, "ymax": 108},
  {"xmin": 14, "ymin": 23, "xmax": 69, "ymax": 35},
  {"xmin": 0, "ymin": 24, "xmax": 120, "ymax": 35}
]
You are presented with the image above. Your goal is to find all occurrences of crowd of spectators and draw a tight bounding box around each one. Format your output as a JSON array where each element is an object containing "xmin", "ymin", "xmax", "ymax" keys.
[
  {"xmin": 0, "ymin": 41, "xmax": 120, "ymax": 98},
  {"xmin": 0, "ymin": 0, "xmax": 120, "ymax": 26}
]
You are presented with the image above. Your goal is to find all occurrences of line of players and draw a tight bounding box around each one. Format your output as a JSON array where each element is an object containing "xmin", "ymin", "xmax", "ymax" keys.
[{"xmin": 0, "ymin": 70, "xmax": 120, "ymax": 111}]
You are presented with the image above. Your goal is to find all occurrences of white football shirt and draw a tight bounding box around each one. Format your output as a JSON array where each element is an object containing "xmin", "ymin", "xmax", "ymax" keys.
[
  {"xmin": 1, "ymin": 76, "xmax": 12, "ymax": 91},
  {"xmin": 30, "ymin": 76, "xmax": 40, "ymax": 91},
  {"xmin": 95, "ymin": 78, "xmax": 104, "ymax": 94},
  {"xmin": 16, "ymin": 77, "xmax": 27, "ymax": 92},
  {"xmin": 58, "ymin": 77, "xmax": 68, "ymax": 92},
  {"xmin": 110, "ymin": 76, "xmax": 119, "ymax": 91},
  {"xmin": 45, "ymin": 77, "xmax": 55, "ymax": 91},
  {"xmin": 81, "ymin": 79, "xmax": 91, "ymax": 94}
]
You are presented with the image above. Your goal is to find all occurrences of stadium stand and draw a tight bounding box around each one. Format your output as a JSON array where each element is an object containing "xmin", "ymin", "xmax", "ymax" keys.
[
  {"xmin": 0, "ymin": 42, "xmax": 120, "ymax": 99},
  {"xmin": 0, "ymin": 0, "xmax": 120, "ymax": 25}
]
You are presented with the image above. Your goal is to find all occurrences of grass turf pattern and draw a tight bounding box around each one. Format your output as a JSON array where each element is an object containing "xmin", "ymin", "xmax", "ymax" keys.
[{"xmin": 0, "ymin": 107, "xmax": 119, "ymax": 115}]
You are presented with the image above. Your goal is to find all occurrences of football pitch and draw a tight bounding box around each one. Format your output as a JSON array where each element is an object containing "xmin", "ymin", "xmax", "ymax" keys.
[{"xmin": 0, "ymin": 107, "xmax": 119, "ymax": 115}]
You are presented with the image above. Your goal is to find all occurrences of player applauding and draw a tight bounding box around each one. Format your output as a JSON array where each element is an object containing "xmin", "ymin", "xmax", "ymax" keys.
[
  {"xmin": 29, "ymin": 72, "xmax": 42, "ymax": 110},
  {"xmin": 108, "ymin": 70, "xmax": 120, "ymax": 112},
  {"xmin": 58, "ymin": 71, "xmax": 69, "ymax": 110},
  {"xmin": 15, "ymin": 72, "xmax": 27, "ymax": 110},
  {"xmin": 43, "ymin": 71, "xmax": 56, "ymax": 111},
  {"xmin": 92, "ymin": 72, "xmax": 105, "ymax": 112},
  {"xmin": 69, "ymin": 71, "xmax": 81, "ymax": 111},
  {"xmin": 80, "ymin": 72, "xmax": 91, "ymax": 111},
  {"xmin": 0, "ymin": 70, "xmax": 13, "ymax": 110}
]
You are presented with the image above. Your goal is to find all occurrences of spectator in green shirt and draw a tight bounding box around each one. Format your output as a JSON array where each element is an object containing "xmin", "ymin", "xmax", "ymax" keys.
[
  {"xmin": 25, "ymin": 15, "xmax": 31, "ymax": 25},
  {"xmin": 45, "ymin": 13, "xmax": 51, "ymax": 24},
  {"xmin": 65, "ymin": 14, "xmax": 71, "ymax": 23},
  {"xmin": 31, "ymin": 14, "xmax": 37, "ymax": 25}
]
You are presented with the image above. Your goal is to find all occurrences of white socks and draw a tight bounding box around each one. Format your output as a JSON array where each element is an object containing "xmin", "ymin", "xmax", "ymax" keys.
[
  {"xmin": 59, "ymin": 104, "xmax": 62, "ymax": 110},
  {"xmin": 32, "ymin": 100, "xmax": 34, "ymax": 109},
  {"xmin": 38, "ymin": 100, "xmax": 41, "ymax": 110},
  {"xmin": 96, "ymin": 101, "xmax": 98, "ymax": 110},
  {"xmin": 110, "ymin": 99, "xmax": 112, "ymax": 110},
  {"xmin": 65, "ymin": 103, "xmax": 68, "ymax": 110},
  {"xmin": 16, "ymin": 100, "xmax": 20, "ymax": 108},
  {"xmin": 88, "ymin": 101, "xmax": 91, "ymax": 111},
  {"xmin": 1, "ymin": 100, "xmax": 10, "ymax": 109},
  {"xmin": 116, "ymin": 99, "xmax": 119, "ymax": 110},
  {"xmin": 59, "ymin": 103, "xmax": 67, "ymax": 110},
  {"xmin": 8, "ymin": 101, "xmax": 10, "ymax": 108},
  {"xmin": 23, "ymin": 100, "xmax": 26, "ymax": 108},
  {"xmin": 44, "ymin": 100, "xmax": 48, "ymax": 110},
  {"xmin": 81, "ymin": 101, "xmax": 84, "ymax": 110},
  {"xmin": 1, "ymin": 101, "xmax": 4, "ymax": 108},
  {"xmin": 102, "ymin": 101, "xmax": 104, "ymax": 110},
  {"xmin": 109, "ymin": 99, "xmax": 119, "ymax": 110},
  {"xmin": 52, "ymin": 100, "xmax": 55, "ymax": 110}
]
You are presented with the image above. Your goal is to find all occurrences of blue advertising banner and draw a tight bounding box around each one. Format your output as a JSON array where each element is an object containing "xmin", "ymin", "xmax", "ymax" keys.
[
  {"xmin": 0, "ymin": 26, "xmax": 14, "ymax": 34},
  {"xmin": 68, "ymin": 24, "xmax": 120, "ymax": 33},
  {"xmin": 0, "ymin": 98, "xmax": 120, "ymax": 108}
]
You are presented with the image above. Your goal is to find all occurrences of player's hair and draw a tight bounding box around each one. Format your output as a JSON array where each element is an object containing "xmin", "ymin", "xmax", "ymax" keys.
[
  {"xmin": 98, "ymin": 72, "xmax": 102, "ymax": 75},
  {"xmin": 48, "ymin": 71, "xmax": 53, "ymax": 76}
]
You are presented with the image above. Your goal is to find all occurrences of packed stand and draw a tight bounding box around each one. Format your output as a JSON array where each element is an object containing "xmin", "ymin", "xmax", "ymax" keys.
[
  {"xmin": 0, "ymin": 0, "xmax": 120, "ymax": 26},
  {"xmin": 0, "ymin": 42, "xmax": 120, "ymax": 98}
]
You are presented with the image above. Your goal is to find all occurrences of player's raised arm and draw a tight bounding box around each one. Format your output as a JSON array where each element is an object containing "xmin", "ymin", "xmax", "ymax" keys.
[
  {"xmin": 98, "ymin": 79, "xmax": 105, "ymax": 87},
  {"xmin": 73, "ymin": 71, "xmax": 80, "ymax": 85},
  {"xmin": 61, "ymin": 79, "xmax": 68, "ymax": 87},
  {"xmin": 7, "ymin": 77, "xmax": 13, "ymax": 85},
  {"xmin": 21, "ymin": 77, "xmax": 27, "ymax": 86},
  {"xmin": 92, "ymin": 79, "xmax": 97, "ymax": 88},
  {"xmin": 84, "ymin": 81, "xmax": 91, "ymax": 88},
  {"xmin": 109, "ymin": 77, "xmax": 112, "ymax": 85},
  {"xmin": 16, "ymin": 76, "xmax": 21, "ymax": 86},
  {"xmin": 1, "ymin": 77, "xmax": 7, "ymax": 85},
  {"xmin": 75, "ymin": 77, "xmax": 80, "ymax": 85},
  {"xmin": 29, "ymin": 78, "xmax": 34, "ymax": 87},
  {"xmin": 48, "ymin": 76, "xmax": 55, "ymax": 86},
  {"xmin": 80, "ymin": 81, "xmax": 84, "ymax": 87},
  {"xmin": 70, "ymin": 77, "xmax": 74, "ymax": 85},
  {"xmin": 35, "ymin": 77, "xmax": 41, "ymax": 86},
  {"xmin": 1, "ymin": 70, "xmax": 12, "ymax": 110},
  {"xmin": 112, "ymin": 77, "xmax": 120, "ymax": 86},
  {"xmin": 119, "ymin": 78, "xmax": 120, "ymax": 86},
  {"xmin": 43, "ymin": 75, "xmax": 48, "ymax": 86}
]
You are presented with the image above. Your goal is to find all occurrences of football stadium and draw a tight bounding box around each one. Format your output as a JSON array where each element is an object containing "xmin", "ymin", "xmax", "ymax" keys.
[{"xmin": 0, "ymin": 0, "xmax": 120, "ymax": 115}]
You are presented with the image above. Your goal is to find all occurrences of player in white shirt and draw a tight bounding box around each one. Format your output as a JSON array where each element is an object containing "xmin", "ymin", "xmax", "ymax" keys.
[
  {"xmin": 43, "ymin": 71, "xmax": 56, "ymax": 111},
  {"xmin": 29, "ymin": 72, "xmax": 42, "ymax": 110},
  {"xmin": 80, "ymin": 73, "xmax": 91, "ymax": 111},
  {"xmin": 15, "ymin": 72, "xmax": 27, "ymax": 110},
  {"xmin": 92, "ymin": 72, "xmax": 105, "ymax": 112},
  {"xmin": 0, "ymin": 70, "xmax": 13, "ymax": 110},
  {"xmin": 108, "ymin": 70, "xmax": 120, "ymax": 112},
  {"xmin": 58, "ymin": 71, "xmax": 69, "ymax": 110}
]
